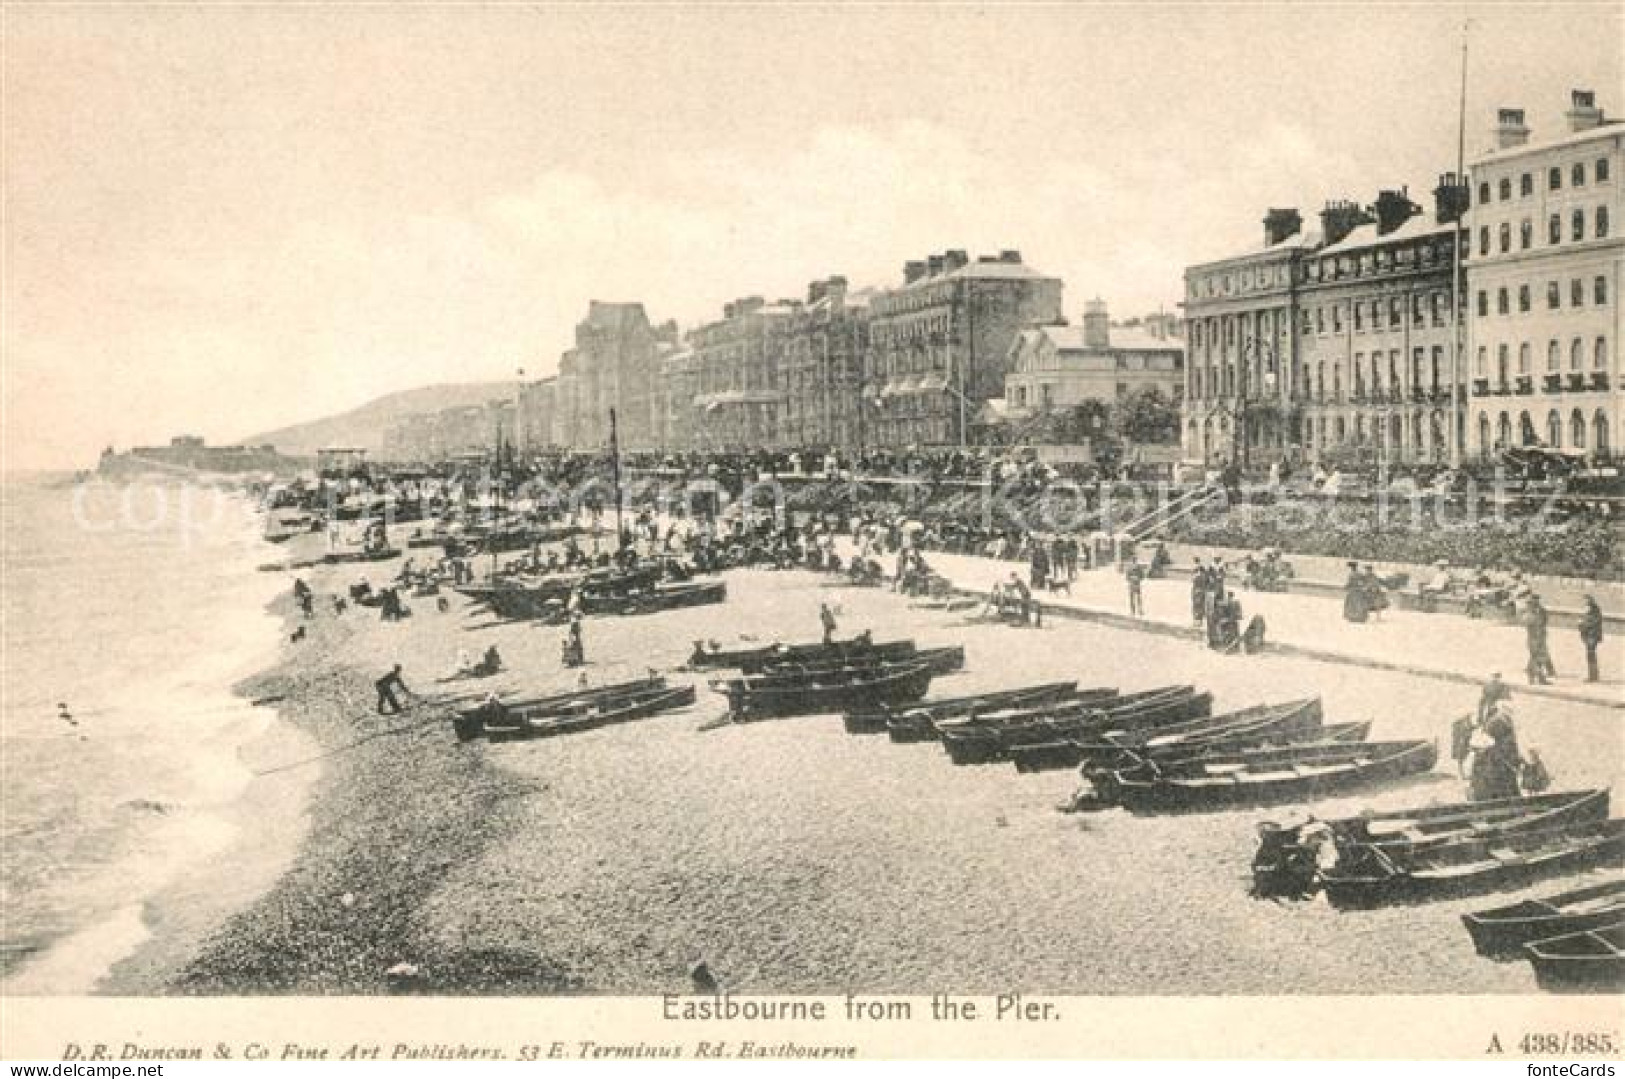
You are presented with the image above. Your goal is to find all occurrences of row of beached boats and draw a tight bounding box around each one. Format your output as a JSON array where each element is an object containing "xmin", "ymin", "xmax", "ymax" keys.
[
  {"xmin": 840, "ymin": 681, "xmax": 1439, "ymax": 813},
  {"xmin": 451, "ymin": 674, "xmax": 696, "ymax": 742},
  {"xmin": 1250, "ymin": 788, "xmax": 1624, "ymax": 992},
  {"xmin": 699, "ymin": 637, "xmax": 965, "ymax": 721},
  {"xmin": 457, "ymin": 562, "xmax": 726, "ymax": 623}
]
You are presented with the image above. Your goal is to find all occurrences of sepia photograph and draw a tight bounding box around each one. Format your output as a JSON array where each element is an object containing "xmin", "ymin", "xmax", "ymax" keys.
[{"xmin": 1, "ymin": 0, "xmax": 1621, "ymax": 1062}]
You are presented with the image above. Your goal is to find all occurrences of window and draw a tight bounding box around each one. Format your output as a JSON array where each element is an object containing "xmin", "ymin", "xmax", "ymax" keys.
[
  {"xmin": 1478, "ymin": 181, "xmax": 1491, "ymax": 204},
  {"xmin": 1548, "ymin": 281, "xmax": 1561, "ymax": 309},
  {"xmin": 1571, "ymin": 338, "xmax": 1584, "ymax": 371},
  {"xmin": 1476, "ymin": 345, "xmax": 1487, "ymax": 376},
  {"xmin": 1479, "ymin": 414, "xmax": 1492, "ymax": 452},
  {"xmin": 1477, "ymin": 291, "xmax": 1487, "ymax": 317},
  {"xmin": 1519, "ymin": 342, "xmax": 1531, "ymax": 373},
  {"xmin": 1497, "ymin": 288, "xmax": 1510, "ymax": 315},
  {"xmin": 1479, "ymin": 226, "xmax": 1490, "ymax": 256},
  {"xmin": 1499, "ymin": 177, "xmax": 1512, "ymax": 200},
  {"xmin": 1573, "ymin": 209, "xmax": 1585, "ymax": 241},
  {"xmin": 1573, "ymin": 278, "xmax": 1585, "ymax": 307},
  {"xmin": 1597, "ymin": 411, "xmax": 1611, "ymax": 455},
  {"xmin": 1520, "ymin": 219, "xmax": 1533, "ymax": 248},
  {"xmin": 1332, "ymin": 304, "xmax": 1343, "ymax": 332},
  {"xmin": 1598, "ymin": 338, "xmax": 1610, "ymax": 370},
  {"xmin": 1499, "ymin": 344, "xmax": 1511, "ymax": 381},
  {"xmin": 1598, "ymin": 206, "xmax": 1610, "ymax": 238},
  {"xmin": 1389, "ymin": 297, "xmax": 1402, "ymax": 326},
  {"xmin": 1499, "ymin": 222, "xmax": 1511, "ymax": 252},
  {"xmin": 1521, "ymin": 172, "xmax": 1534, "ymax": 196},
  {"xmin": 1550, "ymin": 166, "xmax": 1562, "ymax": 190},
  {"xmin": 1572, "ymin": 410, "xmax": 1587, "ymax": 449},
  {"xmin": 1548, "ymin": 410, "xmax": 1562, "ymax": 448},
  {"xmin": 1549, "ymin": 213, "xmax": 1562, "ymax": 244},
  {"xmin": 1519, "ymin": 284, "xmax": 1531, "ymax": 312},
  {"xmin": 1548, "ymin": 339, "xmax": 1561, "ymax": 371},
  {"xmin": 1598, "ymin": 277, "xmax": 1609, "ymax": 305},
  {"xmin": 1353, "ymin": 304, "xmax": 1363, "ymax": 331},
  {"xmin": 1573, "ymin": 162, "xmax": 1586, "ymax": 186},
  {"xmin": 1599, "ymin": 157, "xmax": 1612, "ymax": 182}
]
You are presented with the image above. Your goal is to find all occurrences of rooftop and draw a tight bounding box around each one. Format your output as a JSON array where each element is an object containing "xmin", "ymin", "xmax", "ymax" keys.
[
  {"xmin": 1315, "ymin": 213, "xmax": 1454, "ymax": 257},
  {"xmin": 1473, "ymin": 118, "xmax": 1625, "ymax": 166}
]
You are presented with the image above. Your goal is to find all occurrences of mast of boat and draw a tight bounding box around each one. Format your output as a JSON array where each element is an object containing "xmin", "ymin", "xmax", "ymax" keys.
[
  {"xmin": 609, "ymin": 407, "xmax": 626, "ymax": 552},
  {"xmin": 1449, "ymin": 19, "xmax": 1469, "ymax": 469}
]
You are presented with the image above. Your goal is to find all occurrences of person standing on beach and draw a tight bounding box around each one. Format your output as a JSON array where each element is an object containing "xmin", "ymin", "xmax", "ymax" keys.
[
  {"xmin": 820, "ymin": 602, "xmax": 838, "ymax": 644},
  {"xmin": 1523, "ymin": 594, "xmax": 1556, "ymax": 685},
  {"xmin": 1579, "ymin": 595, "xmax": 1604, "ymax": 683},
  {"xmin": 375, "ymin": 664, "xmax": 409, "ymax": 715}
]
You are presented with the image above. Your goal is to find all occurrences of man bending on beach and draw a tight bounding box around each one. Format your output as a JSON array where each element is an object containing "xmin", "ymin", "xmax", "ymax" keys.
[{"xmin": 376, "ymin": 664, "xmax": 410, "ymax": 715}]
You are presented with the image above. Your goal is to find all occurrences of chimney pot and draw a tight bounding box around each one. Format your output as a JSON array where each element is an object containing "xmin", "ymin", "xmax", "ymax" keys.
[
  {"xmin": 1495, "ymin": 106, "xmax": 1531, "ymax": 150},
  {"xmin": 1082, "ymin": 299, "xmax": 1110, "ymax": 349},
  {"xmin": 1566, "ymin": 88, "xmax": 1604, "ymax": 133}
]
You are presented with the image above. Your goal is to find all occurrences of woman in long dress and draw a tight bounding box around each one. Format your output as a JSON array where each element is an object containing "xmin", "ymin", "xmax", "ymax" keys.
[
  {"xmin": 1342, "ymin": 562, "xmax": 1369, "ymax": 623},
  {"xmin": 1469, "ymin": 703, "xmax": 1523, "ymax": 801}
]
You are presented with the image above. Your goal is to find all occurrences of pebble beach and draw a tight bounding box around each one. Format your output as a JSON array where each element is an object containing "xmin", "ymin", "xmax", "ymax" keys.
[{"xmin": 93, "ymin": 528, "xmax": 1624, "ymax": 997}]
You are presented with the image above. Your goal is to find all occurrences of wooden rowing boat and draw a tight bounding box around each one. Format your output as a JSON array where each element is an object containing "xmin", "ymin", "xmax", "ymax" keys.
[
  {"xmin": 1251, "ymin": 789, "xmax": 1613, "ymax": 899},
  {"xmin": 452, "ymin": 676, "xmax": 665, "ymax": 741},
  {"xmin": 1061, "ymin": 699, "xmax": 1323, "ymax": 772},
  {"xmin": 757, "ymin": 645, "xmax": 965, "ymax": 680},
  {"xmin": 1321, "ymin": 816, "xmax": 1625, "ymax": 909},
  {"xmin": 846, "ymin": 681, "xmax": 1082, "ymax": 736},
  {"xmin": 943, "ymin": 690, "xmax": 1212, "ymax": 767},
  {"xmin": 1096, "ymin": 739, "xmax": 1438, "ymax": 814},
  {"xmin": 1523, "ymin": 922, "xmax": 1625, "ymax": 993},
  {"xmin": 724, "ymin": 661, "xmax": 937, "ymax": 721},
  {"xmin": 687, "ymin": 636, "xmax": 916, "ymax": 671},
  {"xmin": 1463, "ymin": 879, "xmax": 1625, "ymax": 959},
  {"xmin": 486, "ymin": 684, "xmax": 698, "ymax": 741}
]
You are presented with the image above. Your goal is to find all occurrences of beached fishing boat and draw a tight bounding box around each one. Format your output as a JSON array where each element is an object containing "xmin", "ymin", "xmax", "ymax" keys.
[
  {"xmin": 689, "ymin": 636, "xmax": 916, "ymax": 671},
  {"xmin": 723, "ymin": 661, "xmax": 937, "ymax": 721},
  {"xmin": 1320, "ymin": 816, "xmax": 1625, "ymax": 909},
  {"xmin": 848, "ymin": 681, "xmax": 1083, "ymax": 736},
  {"xmin": 451, "ymin": 675, "xmax": 666, "ymax": 741},
  {"xmin": 941, "ymin": 690, "xmax": 1213, "ymax": 766},
  {"xmin": 485, "ymin": 684, "xmax": 698, "ymax": 741},
  {"xmin": 757, "ymin": 644, "xmax": 964, "ymax": 679},
  {"xmin": 584, "ymin": 579, "xmax": 727, "ymax": 617},
  {"xmin": 1523, "ymin": 922, "xmax": 1625, "ymax": 993},
  {"xmin": 1463, "ymin": 879, "xmax": 1625, "ymax": 959},
  {"xmin": 1093, "ymin": 738, "xmax": 1438, "ymax": 814},
  {"xmin": 1069, "ymin": 699, "xmax": 1328, "ymax": 772},
  {"xmin": 1251, "ymin": 789, "xmax": 1613, "ymax": 899}
]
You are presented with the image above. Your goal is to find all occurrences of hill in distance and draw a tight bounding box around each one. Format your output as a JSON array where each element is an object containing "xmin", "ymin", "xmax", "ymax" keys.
[{"xmin": 242, "ymin": 381, "xmax": 519, "ymax": 458}]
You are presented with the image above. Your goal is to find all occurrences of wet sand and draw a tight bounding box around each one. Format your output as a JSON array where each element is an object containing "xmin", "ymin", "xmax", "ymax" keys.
[{"xmin": 143, "ymin": 543, "xmax": 1623, "ymax": 995}]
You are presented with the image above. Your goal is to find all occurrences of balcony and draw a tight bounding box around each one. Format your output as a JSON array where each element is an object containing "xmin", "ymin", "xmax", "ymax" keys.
[
  {"xmin": 1591, "ymin": 372, "xmax": 1611, "ymax": 391},
  {"xmin": 1543, "ymin": 374, "xmax": 1564, "ymax": 393},
  {"xmin": 1411, "ymin": 386, "xmax": 1430, "ymax": 403},
  {"xmin": 1514, "ymin": 375, "xmax": 1534, "ymax": 396},
  {"xmin": 1472, "ymin": 377, "xmax": 1491, "ymax": 396},
  {"xmin": 1567, "ymin": 373, "xmax": 1588, "ymax": 392}
]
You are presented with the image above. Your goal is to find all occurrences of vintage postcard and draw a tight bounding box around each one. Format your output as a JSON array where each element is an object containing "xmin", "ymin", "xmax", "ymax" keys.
[{"xmin": 1, "ymin": 1, "xmax": 1621, "ymax": 1063}]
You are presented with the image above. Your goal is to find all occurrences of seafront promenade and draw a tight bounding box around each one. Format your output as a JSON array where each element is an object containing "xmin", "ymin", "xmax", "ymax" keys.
[{"xmin": 847, "ymin": 543, "xmax": 1624, "ymax": 709}]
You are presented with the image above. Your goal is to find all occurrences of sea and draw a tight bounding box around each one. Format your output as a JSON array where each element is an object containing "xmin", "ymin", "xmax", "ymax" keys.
[{"xmin": 1, "ymin": 473, "xmax": 288, "ymax": 993}]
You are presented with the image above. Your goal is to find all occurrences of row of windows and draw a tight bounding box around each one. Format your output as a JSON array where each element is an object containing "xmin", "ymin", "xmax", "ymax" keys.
[
  {"xmin": 1479, "ymin": 156, "xmax": 1614, "ymax": 204},
  {"xmin": 1478, "ymin": 409, "xmax": 1612, "ymax": 454},
  {"xmin": 1477, "ymin": 276, "xmax": 1609, "ymax": 316},
  {"xmin": 1475, "ymin": 337, "xmax": 1611, "ymax": 375},
  {"xmin": 1477, "ymin": 205, "xmax": 1611, "ymax": 255}
]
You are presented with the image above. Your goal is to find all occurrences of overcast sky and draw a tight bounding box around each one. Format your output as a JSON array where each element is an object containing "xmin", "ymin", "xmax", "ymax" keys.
[{"xmin": 3, "ymin": 3, "xmax": 1619, "ymax": 470}]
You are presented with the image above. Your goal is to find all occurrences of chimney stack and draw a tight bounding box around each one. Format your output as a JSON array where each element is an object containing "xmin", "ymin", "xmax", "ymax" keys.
[
  {"xmin": 904, "ymin": 260, "xmax": 927, "ymax": 284},
  {"xmin": 1082, "ymin": 299, "xmax": 1110, "ymax": 350},
  {"xmin": 1566, "ymin": 89, "xmax": 1604, "ymax": 133},
  {"xmin": 825, "ymin": 275, "xmax": 848, "ymax": 307},
  {"xmin": 1262, "ymin": 207, "xmax": 1302, "ymax": 247},
  {"xmin": 1495, "ymin": 107, "xmax": 1530, "ymax": 150},
  {"xmin": 944, "ymin": 249, "xmax": 969, "ymax": 273},
  {"xmin": 927, "ymin": 254, "xmax": 946, "ymax": 277},
  {"xmin": 808, "ymin": 279, "xmax": 828, "ymax": 305},
  {"xmin": 999, "ymin": 249, "xmax": 1022, "ymax": 263},
  {"xmin": 1432, "ymin": 172, "xmax": 1470, "ymax": 224},
  {"xmin": 1319, "ymin": 200, "xmax": 1373, "ymax": 247},
  {"xmin": 1372, "ymin": 187, "xmax": 1420, "ymax": 236}
]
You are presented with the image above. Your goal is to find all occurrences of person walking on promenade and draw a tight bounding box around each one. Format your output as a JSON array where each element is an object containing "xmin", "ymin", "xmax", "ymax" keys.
[
  {"xmin": 1190, "ymin": 558, "xmax": 1209, "ymax": 628},
  {"xmin": 1125, "ymin": 557, "xmax": 1146, "ymax": 617},
  {"xmin": 375, "ymin": 664, "xmax": 409, "ymax": 715},
  {"xmin": 1524, "ymin": 593, "xmax": 1556, "ymax": 685},
  {"xmin": 1580, "ymin": 595, "xmax": 1605, "ymax": 683},
  {"xmin": 820, "ymin": 602, "xmax": 838, "ymax": 644},
  {"xmin": 1030, "ymin": 541, "xmax": 1050, "ymax": 592},
  {"xmin": 1342, "ymin": 561, "xmax": 1369, "ymax": 624}
]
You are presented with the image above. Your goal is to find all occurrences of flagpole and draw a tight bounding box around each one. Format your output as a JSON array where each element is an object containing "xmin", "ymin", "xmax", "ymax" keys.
[
  {"xmin": 609, "ymin": 407, "xmax": 626, "ymax": 552},
  {"xmin": 1449, "ymin": 19, "xmax": 1469, "ymax": 468}
]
